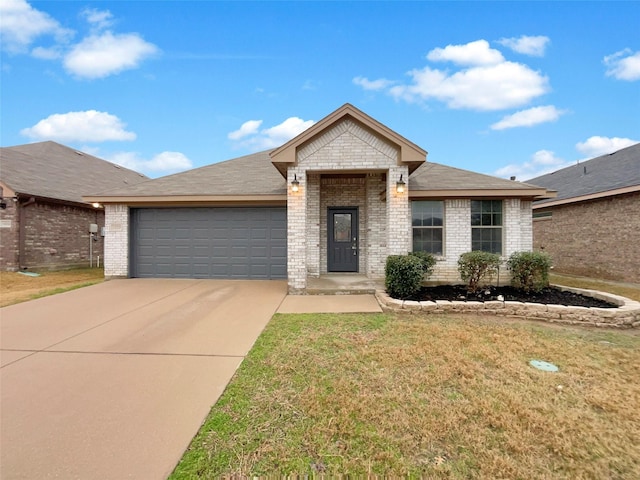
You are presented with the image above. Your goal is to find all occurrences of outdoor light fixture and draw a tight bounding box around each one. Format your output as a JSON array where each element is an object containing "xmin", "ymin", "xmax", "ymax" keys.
[
  {"xmin": 396, "ymin": 174, "xmax": 406, "ymax": 193},
  {"xmin": 92, "ymin": 202, "xmax": 101, "ymax": 208},
  {"xmin": 291, "ymin": 174, "xmax": 300, "ymax": 192}
]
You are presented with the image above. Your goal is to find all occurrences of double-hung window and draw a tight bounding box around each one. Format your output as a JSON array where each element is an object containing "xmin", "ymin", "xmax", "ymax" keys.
[
  {"xmin": 471, "ymin": 200, "xmax": 503, "ymax": 254},
  {"xmin": 412, "ymin": 200, "xmax": 444, "ymax": 255}
]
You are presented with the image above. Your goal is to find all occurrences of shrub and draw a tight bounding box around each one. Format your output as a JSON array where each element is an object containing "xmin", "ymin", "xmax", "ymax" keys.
[
  {"xmin": 507, "ymin": 251, "xmax": 552, "ymax": 292},
  {"xmin": 458, "ymin": 251, "xmax": 501, "ymax": 293},
  {"xmin": 408, "ymin": 251, "xmax": 436, "ymax": 278},
  {"xmin": 385, "ymin": 254, "xmax": 425, "ymax": 299}
]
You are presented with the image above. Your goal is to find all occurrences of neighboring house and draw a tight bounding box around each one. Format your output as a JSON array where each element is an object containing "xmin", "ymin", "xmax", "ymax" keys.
[
  {"xmin": 526, "ymin": 143, "xmax": 640, "ymax": 283},
  {"xmin": 85, "ymin": 104, "xmax": 553, "ymax": 293},
  {"xmin": 0, "ymin": 141, "xmax": 147, "ymax": 271}
]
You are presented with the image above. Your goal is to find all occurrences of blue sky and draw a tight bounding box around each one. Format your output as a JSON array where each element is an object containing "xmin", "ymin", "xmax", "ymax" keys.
[{"xmin": 1, "ymin": 1, "xmax": 638, "ymax": 180}]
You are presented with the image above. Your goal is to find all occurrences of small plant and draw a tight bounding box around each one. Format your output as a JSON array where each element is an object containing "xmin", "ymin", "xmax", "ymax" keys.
[
  {"xmin": 507, "ymin": 251, "xmax": 552, "ymax": 292},
  {"xmin": 458, "ymin": 251, "xmax": 501, "ymax": 293},
  {"xmin": 385, "ymin": 254, "xmax": 425, "ymax": 299},
  {"xmin": 408, "ymin": 251, "xmax": 436, "ymax": 278}
]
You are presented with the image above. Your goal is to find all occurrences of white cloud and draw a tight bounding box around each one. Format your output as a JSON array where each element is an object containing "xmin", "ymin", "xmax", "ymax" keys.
[
  {"xmin": 575, "ymin": 136, "xmax": 639, "ymax": 158},
  {"xmin": 228, "ymin": 120, "xmax": 262, "ymax": 140},
  {"xmin": 229, "ymin": 116, "xmax": 315, "ymax": 150},
  {"xmin": 490, "ymin": 105, "xmax": 565, "ymax": 130},
  {"xmin": 81, "ymin": 8, "xmax": 114, "ymax": 31},
  {"xmin": 495, "ymin": 149, "xmax": 571, "ymax": 180},
  {"xmin": 352, "ymin": 76, "xmax": 395, "ymax": 91},
  {"xmin": 21, "ymin": 110, "xmax": 136, "ymax": 142},
  {"xmin": 604, "ymin": 49, "xmax": 640, "ymax": 81},
  {"xmin": 109, "ymin": 151, "xmax": 192, "ymax": 175},
  {"xmin": 31, "ymin": 45, "xmax": 63, "ymax": 60},
  {"xmin": 0, "ymin": 0, "xmax": 73, "ymax": 53},
  {"xmin": 355, "ymin": 39, "xmax": 550, "ymax": 111},
  {"xmin": 63, "ymin": 31, "xmax": 159, "ymax": 79},
  {"xmin": 497, "ymin": 35, "xmax": 550, "ymax": 57},
  {"xmin": 389, "ymin": 60, "xmax": 549, "ymax": 111},
  {"xmin": 426, "ymin": 39, "xmax": 504, "ymax": 66}
]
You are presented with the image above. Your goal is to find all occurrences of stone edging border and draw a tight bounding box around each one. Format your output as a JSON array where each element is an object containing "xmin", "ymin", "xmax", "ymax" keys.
[{"xmin": 375, "ymin": 285, "xmax": 640, "ymax": 328}]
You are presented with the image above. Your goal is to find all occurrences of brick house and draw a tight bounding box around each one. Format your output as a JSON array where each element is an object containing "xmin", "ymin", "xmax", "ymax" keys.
[
  {"xmin": 0, "ymin": 141, "xmax": 146, "ymax": 271},
  {"xmin": 85, "ymin": 104, "xmax": 553, "ymax": 293},
  {"xmin": 527, "ymin": 143, "xmax": 640, "ymax": 283}
]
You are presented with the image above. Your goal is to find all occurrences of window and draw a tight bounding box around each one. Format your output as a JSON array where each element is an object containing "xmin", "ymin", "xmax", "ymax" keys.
[
  {"xmin": 471, "ymin": 200, "xmax": 502, "ymax": 254},
  {"xmin": 412, "ymin": 200, "xmax": 444, "ymax": 255}
]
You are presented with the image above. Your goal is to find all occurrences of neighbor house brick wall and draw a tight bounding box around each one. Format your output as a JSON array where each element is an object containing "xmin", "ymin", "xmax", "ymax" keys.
[
  {"xmin": 286, "ymin": 118, "xmax": 404, "ymax": 292},
  {"xmin": 0, "ymin": 199, "xmax": 20, "ymax": 270},
  {"xmin": 1, "ymin": 200, "xmax": 105, "ymax": 271},
  {"xmin": 104, "ymin": 204, "xmax": 129, "ymax": 277},
  {"xmin": 533, "ymin": 192, "xmax": 640, "ymax": 283}
]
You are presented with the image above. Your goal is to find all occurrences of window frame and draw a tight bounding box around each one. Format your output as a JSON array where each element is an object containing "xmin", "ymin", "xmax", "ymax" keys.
[
  {"xmin": 411, "ymin": 200, "xmax": 445, "ymax": 256},
  {"xmin": 470, "ymin": 199, "xmax": 503, "ymax": 255}
]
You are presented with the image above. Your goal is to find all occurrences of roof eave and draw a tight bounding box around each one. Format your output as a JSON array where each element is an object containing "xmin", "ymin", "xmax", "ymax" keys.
[
  {"xmin": 409, "ymin": 188, "xmax": 555, "ymax": 199},
  {"xmin": 532, "ymin": 184, "xmax": 640, "ymax": 209},
  {"xmin": 83, "ymin": 194, "xmax": 287, "ymax": 205}
]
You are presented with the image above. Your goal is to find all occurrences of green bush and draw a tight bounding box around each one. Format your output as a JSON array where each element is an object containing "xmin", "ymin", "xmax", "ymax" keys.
[
  {"xmin": 385, "ymin": 255, "xmax": 425, "ymax": 299},
  {"xmin": 408, "ymin": 251, "xmax": 436, "ymax": 278},
  {"xmin": 507, "ymin": 251, "xmax": 552, "ymax": 292},
  {"xmin": 458, "ymin": 251, "xmax": 501, "ymax": 293}
]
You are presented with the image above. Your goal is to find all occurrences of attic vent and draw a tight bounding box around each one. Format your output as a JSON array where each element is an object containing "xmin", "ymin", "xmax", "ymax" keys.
[
  {"xmin": 75, "ymin": 151, "xmax": 84, "ymax": 156},
  {"xmin": 113, "ymin": 164, "xmax": 121, "ymax": 169}
]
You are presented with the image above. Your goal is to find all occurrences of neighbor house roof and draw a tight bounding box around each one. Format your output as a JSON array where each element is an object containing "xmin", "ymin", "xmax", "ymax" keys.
[
  {"xmin": 0, "ymin": 141, "xmax": 147, "ymax": 205},
  {"xmin": 85, "ymin": 150, "xmax": 553, "ymax": 204},
  {"xmin": 526, "ymin": 143, "xmax": 640, "ymax": 208}
]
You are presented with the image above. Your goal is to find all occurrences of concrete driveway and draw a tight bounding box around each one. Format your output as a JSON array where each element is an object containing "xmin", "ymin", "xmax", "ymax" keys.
[{"xmin": 0, "ymin": 279, "xmax": 287, "ymax": 480}]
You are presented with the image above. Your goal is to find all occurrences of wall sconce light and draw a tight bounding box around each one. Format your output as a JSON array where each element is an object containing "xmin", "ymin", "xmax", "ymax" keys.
[
  {"xmin": 396, "ymin": 174, "xmax": 406, "ymax": 193},
  {"xmin": 92, "ymin": 202, "xmax": 102, "ymax": 209},
  {"xmin": 291, "ymin": 174, "xmax": 300, "ymax": 193}
]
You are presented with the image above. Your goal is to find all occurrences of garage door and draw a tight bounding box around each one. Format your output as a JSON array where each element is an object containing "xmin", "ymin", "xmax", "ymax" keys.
[{"xmin": 130, "ymin": 207, "xmax": 287, "ymax": 279}]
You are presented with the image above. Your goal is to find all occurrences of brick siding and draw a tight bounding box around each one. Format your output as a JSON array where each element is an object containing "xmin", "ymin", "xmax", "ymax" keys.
[
  {"xmin": 104, "ymin": 204, "xmax": 129, "ymax": 277},
  {"xmin": 533, "ymin": 192, "xmax": 640, "ymax": 283},
  {"xmin": 0, "ymin": 200, "xmax": 104, "ymax": 271},
  {"xmin": 287, "ymin": 118, "xmax": 408, "ymax": 292}
]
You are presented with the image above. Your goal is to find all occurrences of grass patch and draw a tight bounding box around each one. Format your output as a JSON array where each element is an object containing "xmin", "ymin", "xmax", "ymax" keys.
[
  {"xmin": 0, "ymin": 268, "xmax": 104, "ymax": 307},
  {"xmin": 172, "ymin": 313, "xmax": 640, "ymax": 478},
  {"xmin": 550, "ymin": 273, "xmax": 640, "ymax": 302}
]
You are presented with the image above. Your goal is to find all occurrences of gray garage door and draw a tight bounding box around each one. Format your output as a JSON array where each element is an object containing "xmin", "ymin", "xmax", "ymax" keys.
[{"xmin": 130, "ymin": 207, "xmax": 287, "ymax": 279}]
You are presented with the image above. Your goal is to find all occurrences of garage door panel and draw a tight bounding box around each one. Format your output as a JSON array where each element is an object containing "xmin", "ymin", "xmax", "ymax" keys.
[{"xmin": 131, "ymin": 207, "xmax": 286, "ymax": 279}]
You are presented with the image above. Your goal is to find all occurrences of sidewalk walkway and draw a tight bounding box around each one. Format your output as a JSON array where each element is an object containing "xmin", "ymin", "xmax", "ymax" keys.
[{"xmin": 277, "ymin": 294, "xmax": 382, "ymax": 313}]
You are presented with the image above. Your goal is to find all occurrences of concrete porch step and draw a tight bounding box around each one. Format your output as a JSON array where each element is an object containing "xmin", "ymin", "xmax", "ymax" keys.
[{"xmin": 305, "ymin": 274, "xmax": 384, "ymax": 295}]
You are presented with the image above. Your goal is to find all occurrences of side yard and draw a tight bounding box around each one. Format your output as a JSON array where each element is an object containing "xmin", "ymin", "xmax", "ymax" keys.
[
  {"xmin": 172, "ymin": 312, "xmax": 640, "ymax": 478},
  {"xmin": 0, "ymin": 268, "xmax": 104, "ymax": 307}
]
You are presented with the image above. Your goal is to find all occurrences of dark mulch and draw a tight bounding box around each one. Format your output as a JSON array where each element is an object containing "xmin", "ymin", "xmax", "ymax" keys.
[{"xmin": 405, "ymin": 285, "xmax": 617, "ymax": 308}]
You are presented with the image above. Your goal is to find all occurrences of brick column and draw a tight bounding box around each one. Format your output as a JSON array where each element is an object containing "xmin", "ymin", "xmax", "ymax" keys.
[
  {"xmin": 104, "ymin": 204, "xmax": 129, "ymax": 278},
  {"xmin": 287, "ymin": 168, "xmax": 307, "ymax": 293},
  {"xmin": 504, "ymin": 198, "xmax": 522, "ymax": 258},
  {"xmin": 386, "ymin": 166, "xmax": 410, "ymax": 255}
]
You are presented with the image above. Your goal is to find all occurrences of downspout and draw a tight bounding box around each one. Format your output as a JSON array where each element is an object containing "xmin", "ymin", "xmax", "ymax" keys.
[{"xmin": 17, "ymin": 196, "xmax": 36, "ymax": 269}]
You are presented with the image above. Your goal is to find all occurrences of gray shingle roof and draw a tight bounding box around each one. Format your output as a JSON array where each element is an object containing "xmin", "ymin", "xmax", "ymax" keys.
[
  {"xmin": 526, "ymin": 143, "xmax": 640, "ymax": 204},
  {"xmin": 410, "ymin": 161, "xmax": 546, "ymax": 192},
  {"xmin": 0, "ymin": 141, "xmax": 147, "ymax": 204},
  {"xmin": 89, "ymin": 149, "xmax": 547, "ymax": 200},
  {"xmin": 100, "ymin": 150, "xmax": 286, "ymax": 197}
]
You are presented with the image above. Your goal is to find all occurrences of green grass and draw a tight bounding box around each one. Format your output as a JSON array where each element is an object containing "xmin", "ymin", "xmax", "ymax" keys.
[
  {"xmin": 171, "ymin": 312, "xmax": 640, "ymax": 478},
  {"xmin": 27, "ymin": 281, "xmax": 103, "ymax": 301}
]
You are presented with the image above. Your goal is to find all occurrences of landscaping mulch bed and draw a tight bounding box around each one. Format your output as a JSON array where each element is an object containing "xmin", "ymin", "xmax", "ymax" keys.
[{"xmin": 407, "ymin": 285, "xmax": 617, "ymax": 308}]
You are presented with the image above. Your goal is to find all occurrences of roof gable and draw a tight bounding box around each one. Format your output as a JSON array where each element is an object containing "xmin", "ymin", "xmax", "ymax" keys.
[
  {"xmin": 0, "ymin": 141, "xmax": 147, "ymax": 205},
  {"xmin": 270, "ymin": 103, "xmax": 427, "ymax": 175}
]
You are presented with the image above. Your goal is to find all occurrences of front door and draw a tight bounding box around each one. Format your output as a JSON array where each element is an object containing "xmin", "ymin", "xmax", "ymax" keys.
[{"xmin": 327, "ymin": 207, "xmax": 358, "ymax": 272}]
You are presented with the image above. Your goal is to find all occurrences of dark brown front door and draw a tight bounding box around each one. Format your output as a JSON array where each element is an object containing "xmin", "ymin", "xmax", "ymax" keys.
[{"xmin": 327, "ymin": 207, "xmax": 358, "ymax": 272}]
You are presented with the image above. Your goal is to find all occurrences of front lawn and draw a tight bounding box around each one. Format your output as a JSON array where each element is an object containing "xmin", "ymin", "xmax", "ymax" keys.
[{"xmin": 171, "ymin": 313, "xmax": 640, "ymax": 478}]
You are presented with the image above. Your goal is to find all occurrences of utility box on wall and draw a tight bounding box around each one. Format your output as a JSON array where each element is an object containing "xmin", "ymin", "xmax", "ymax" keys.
[{"xmin": 89, "ymin": 223, "xmax": 98, "ymax": 233}]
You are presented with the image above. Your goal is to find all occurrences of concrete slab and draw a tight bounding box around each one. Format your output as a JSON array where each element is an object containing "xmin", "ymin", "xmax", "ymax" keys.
[
  {"xmin": 0, "ymin": 279, "xmax": 288, "ymax": 480},
  {"xmin": 277, "ymin": 294, "xmax": 382, "ymax": 313},
  {"xmin": 1, "ymin": 351, "xmax": 241, "ymax": 480}
]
